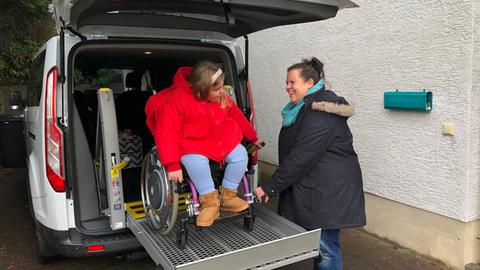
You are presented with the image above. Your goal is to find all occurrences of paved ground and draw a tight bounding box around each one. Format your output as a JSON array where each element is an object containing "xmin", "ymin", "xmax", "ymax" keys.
[{"xmin": 0, "ymin": 166, "xmax": 452, "ymax": 270}]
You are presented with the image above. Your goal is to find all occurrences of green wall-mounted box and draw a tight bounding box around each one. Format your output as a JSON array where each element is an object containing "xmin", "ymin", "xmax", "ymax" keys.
[{"xmin": 384, "ymin": 91, "xmax": 432, "ymax": 112}]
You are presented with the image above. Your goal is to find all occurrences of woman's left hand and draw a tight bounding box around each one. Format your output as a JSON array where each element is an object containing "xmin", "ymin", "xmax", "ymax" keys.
[
  {"xmin": 254, "ymin": 139, "xmax": 265, "ymax": 149},
  {"xmin": 255, "ymin": 186, "xmax": 269, "ymax": 203},
  {"xmin": 246, "ymin": 139, "xmax": 265, "ymax": 153}
]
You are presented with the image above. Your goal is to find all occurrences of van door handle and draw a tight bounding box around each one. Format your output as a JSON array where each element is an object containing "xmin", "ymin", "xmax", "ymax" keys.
[{"xmin": 28, "ymin": 131, "xmax": 36, "ymax": 140}]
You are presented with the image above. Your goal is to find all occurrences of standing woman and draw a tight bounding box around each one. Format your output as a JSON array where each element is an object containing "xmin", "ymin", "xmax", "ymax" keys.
[{"xmin": 255, "ymin": 57, "xmax": 366, "ymax": 270}]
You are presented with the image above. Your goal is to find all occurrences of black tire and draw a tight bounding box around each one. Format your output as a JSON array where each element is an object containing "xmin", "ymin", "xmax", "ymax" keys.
[
  {"xmin": 141, "ymin": 147, "xmax": 178, "ymax": 235},
  {"xmin": 243, "ymin": 215, "xmax": 255, "ymax": 232},
  {"xmin": 155, "ymin": 264, "xmax": 165, "ymax": 270},
  {"xmin": 176, "ymin": 230, "xmax": 187, "ymax": 250},
  {"xmin": 36, "ymin": 229, "xmax": 58, "ymax": 264}
]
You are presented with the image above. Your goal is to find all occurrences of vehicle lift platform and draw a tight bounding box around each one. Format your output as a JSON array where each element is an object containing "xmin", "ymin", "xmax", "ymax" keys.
[{"xmin": 126, "ymin": 202, "xmax": 321, "ymax": 270}]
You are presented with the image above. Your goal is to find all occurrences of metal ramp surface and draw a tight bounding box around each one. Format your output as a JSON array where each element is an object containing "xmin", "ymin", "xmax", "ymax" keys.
[{"xmin": 127, "ymin": 205, "xmax": 321, "ymax": 270}]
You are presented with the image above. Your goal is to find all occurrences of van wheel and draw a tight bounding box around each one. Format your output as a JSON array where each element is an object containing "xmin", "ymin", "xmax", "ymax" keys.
[
  {"xmin": 36, "ymin": 229, "xmax": 57, "ymax": 264},
  {"xmin": 155, "ymin": 265, "xmax": 165, "ymax": 270}
]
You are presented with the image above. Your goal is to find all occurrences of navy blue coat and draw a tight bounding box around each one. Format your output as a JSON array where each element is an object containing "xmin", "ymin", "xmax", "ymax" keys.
[{"xmin": 260, "ymin": 88, "xmax": 366, "ymax": 230}]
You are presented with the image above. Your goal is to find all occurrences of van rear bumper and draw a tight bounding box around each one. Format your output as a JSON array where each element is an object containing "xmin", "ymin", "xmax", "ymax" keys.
[{"xmin": 37, "ymin": 222, "xmax": 142, "ymax": 257}]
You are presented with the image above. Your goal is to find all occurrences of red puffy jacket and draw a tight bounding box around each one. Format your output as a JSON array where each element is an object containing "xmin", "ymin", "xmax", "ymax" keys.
[{"xmin": 145, "ymin": 67, "xmax": 257, "ymax": 173}]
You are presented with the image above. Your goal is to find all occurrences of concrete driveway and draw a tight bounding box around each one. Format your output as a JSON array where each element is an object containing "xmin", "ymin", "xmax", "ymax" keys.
[{"xmin": 0, "ymin": 167, "xmax": 451, "ymax": 270}]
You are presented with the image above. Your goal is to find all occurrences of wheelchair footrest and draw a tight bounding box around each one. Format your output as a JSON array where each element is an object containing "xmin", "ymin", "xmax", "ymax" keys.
[{"xmin": 216, "ymin": 209, "xmax": 250, "ymax": 223}]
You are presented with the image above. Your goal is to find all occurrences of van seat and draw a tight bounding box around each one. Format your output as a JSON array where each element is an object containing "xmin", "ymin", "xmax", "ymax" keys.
[{"xmin": 115, "ymin": 72, "xmax": 153, "ymax": 153}]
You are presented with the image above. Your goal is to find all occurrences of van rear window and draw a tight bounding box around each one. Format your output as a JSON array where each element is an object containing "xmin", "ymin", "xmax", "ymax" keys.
[
  {"xmin": 74, "ymin": 68, "xmax": 127, "ymax": 94},
  {"xmin": 27, "ymin": 51, "xmax": 46, "ymax": 106}
]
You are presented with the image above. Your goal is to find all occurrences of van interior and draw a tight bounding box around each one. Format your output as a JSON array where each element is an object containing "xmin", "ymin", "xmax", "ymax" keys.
[{"xmin": 69, "ymin": 42, "xmax": 245, "ymax": 234}]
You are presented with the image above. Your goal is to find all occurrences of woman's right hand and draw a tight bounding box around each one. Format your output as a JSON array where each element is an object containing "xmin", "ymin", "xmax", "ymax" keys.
[
  {"xmin": 255, "ymin": 186, "xmax": 269, "ymax": 203},
  {"xmin": 168, "ymin": 170, "xmax": 183, "ymax": 183}
]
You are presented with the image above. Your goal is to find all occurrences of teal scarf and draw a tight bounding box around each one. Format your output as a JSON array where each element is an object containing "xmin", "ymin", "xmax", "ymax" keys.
[{"xmin": 281, "ymin": 79, "xmax": 324, "ymax": 127}]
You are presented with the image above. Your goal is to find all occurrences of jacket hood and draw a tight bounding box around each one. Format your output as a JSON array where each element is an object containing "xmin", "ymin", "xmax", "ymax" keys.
[
  {"xmin": 305, "ymin": 88, "xmax": 355, "ymax": 118},
  {"xmin": 172, "ymin": 66, "xmax": 193, "ymax": 91}
]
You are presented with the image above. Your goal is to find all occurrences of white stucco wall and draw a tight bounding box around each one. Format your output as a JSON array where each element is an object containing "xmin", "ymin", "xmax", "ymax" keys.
[
  {"xmin": 467, "ymin": 1, "xmax": 480, "ymax": 222},
  {"xmin": 249, "ymin": 0, "xmax": 479, "ymax": 222}
]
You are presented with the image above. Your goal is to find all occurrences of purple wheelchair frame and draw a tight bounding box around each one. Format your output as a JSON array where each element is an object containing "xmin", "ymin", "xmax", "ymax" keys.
[
  {"xmin": 186, "ymin": 175, "xmax": 254, "ymax": 216},
  {"xmin": 174, "ymin": 163, "xmax": 256, "ymax": 249}
]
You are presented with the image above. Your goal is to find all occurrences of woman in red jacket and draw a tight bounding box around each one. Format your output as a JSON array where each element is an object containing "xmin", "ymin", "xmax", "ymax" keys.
[{"xmin": 145, "ymin": 60, "xmax": 261, "ymax": 227}]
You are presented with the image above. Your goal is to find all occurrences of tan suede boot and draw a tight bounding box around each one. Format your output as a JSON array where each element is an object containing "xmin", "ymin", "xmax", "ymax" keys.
[
  {"xmin": 196, "ymin": 191, "xmax": 220, "ymax": 227},
  {"xmin": 219, "ymin": 186, "xmax": 249, "ymax": 212}
]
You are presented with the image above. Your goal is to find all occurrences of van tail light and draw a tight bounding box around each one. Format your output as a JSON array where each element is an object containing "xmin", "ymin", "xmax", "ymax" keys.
[
  {"xmin": 246, "ymin": 80, "xmax": 258, "ymax": 166},
  {"xmin": 87, "ymin": 245, "xmax": 105, "ymax": 252},
  {"xmin": 45, "ymin": 67, "xmax": 65, "ymax": 192}
]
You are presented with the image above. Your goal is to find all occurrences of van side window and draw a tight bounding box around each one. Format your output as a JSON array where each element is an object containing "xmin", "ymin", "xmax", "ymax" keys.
[{"xmin": 27, "ymin": 51, "xmax": 46, "ymax": 106}]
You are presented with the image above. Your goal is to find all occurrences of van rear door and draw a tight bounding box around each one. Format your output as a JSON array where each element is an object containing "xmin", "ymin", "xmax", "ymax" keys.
[{"xmin": 53, "ymin": 0, "xmax": 357, "ymax": 37}]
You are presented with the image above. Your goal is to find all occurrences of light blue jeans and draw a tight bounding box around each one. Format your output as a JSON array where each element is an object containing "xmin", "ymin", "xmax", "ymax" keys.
[
  {"xmin": 314, "ymin": 229, "xmax": 342, "ymax": 270},
  {"xmin": 180, "ymin": 144, "xmax": 248, "ymax": 195}
]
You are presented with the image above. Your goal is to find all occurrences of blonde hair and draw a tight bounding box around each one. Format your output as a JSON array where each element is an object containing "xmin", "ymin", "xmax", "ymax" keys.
[{"xmin": 187, "ymin": 60, "xmax": 230, "ymax": 108}]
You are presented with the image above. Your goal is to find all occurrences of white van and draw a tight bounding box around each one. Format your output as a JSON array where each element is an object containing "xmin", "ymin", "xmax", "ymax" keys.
[{"xmin": 14, "ymin": 1, "xmax": 357, "ymax": 269}]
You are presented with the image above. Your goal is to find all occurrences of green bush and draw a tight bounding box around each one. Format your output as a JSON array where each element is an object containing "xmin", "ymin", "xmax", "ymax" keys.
[{"xmin": 0, "ymin": 0, "xmax": 55, "ymax": 85}]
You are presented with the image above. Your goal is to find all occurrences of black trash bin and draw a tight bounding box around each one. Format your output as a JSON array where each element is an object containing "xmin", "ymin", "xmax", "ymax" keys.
[{"xmin": 0, "ymin": 114, "xmax": 26, "ymax": 168}]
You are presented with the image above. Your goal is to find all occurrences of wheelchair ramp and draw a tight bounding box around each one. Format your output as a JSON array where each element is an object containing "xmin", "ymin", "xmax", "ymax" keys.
[{"xmin": 127, "ymin": 204, "xmax": 320, "ymax": 270}]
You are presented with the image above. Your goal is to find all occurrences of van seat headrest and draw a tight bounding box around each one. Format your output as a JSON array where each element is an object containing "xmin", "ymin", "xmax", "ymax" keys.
[{"xmin": 125, "ymin": 72, "xmax": 142, "ymax": 90}]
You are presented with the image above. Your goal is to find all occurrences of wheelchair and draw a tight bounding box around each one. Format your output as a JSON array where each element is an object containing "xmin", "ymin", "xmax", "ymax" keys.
[{"xmin": 140, "ymin": 146, "xmax": 256, "ymax": 249}]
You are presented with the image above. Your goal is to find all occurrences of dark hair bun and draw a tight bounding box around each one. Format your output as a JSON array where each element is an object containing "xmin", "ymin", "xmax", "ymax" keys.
[
  {"xmin": 303, "ymin": 57, "xmax": 324, "ymax": 80},
  {"xmin": 287, "ymin": 56, "xmax": 325, "ymax": 83}
]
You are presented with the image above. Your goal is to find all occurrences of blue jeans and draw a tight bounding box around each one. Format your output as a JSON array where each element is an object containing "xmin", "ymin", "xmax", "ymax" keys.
[
  {"xmin": 180, "ymin": 144, "xmax": 248, "ymax": 195},
  {"xmin": 314, "ymin": 229, "xmax": 342, "ymax": 270}
]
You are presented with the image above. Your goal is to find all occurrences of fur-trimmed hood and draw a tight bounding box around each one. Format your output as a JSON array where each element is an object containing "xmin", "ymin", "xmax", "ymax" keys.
[
  {"xmin": 311, "ymin": 101, "xmax": 355, "ymax": 117},
  {"xmin": 304, "ymin": 88, "xmax": 355, "ymax": 118}
]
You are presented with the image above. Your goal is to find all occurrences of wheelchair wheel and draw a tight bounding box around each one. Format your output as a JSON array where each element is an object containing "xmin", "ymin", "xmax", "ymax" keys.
[
  {"xmin": 176, "ymin": 229, "xmax": 188, "ymax": 250},
  {"xmin": 243, "ymin": 214, "xmax": 255, "ymax": 232},
  {"xmin": 141, "ymin": 147, "xmax": 178, "ymax": 235}
]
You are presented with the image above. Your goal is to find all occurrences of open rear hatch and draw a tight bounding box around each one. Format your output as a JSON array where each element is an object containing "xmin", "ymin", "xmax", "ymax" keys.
[{"xmin": 54, "ymin": 0, "xmax": 357, "ymax": 38}]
